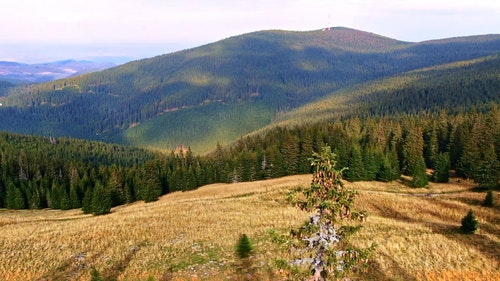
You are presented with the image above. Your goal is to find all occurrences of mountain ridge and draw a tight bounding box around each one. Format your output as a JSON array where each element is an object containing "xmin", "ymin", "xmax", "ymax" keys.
[{"xmin": 0, "ymin": 27, "xmax": 499, "ymax": 153}]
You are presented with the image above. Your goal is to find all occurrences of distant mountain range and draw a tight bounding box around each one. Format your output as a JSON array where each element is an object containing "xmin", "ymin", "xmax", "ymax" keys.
[
  {"xmin": 0, "ymin": 60, "xmax": 117, "ymax": 84},
  {"xmin": 0, "ymin": 27, "xmax": 499, "ymax": 153}
]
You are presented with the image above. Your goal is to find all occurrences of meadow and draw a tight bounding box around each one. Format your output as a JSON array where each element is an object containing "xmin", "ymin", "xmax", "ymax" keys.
[{"xmin": 0, "ymin": 175, "xmax": 498, "ymax": 280}]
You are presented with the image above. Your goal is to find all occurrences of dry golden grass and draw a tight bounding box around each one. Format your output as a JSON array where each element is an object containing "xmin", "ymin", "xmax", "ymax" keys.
[{"xmin": 0, "ymin": 175, "xmax": 498, "ymax": 281}]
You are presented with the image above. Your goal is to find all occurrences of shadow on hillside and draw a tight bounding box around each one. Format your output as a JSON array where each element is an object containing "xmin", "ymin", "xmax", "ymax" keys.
[
  {"xmin": 101, "ymin": 245, "xmax": 140, "ymax": 281},
  {"xmin": 360, "ymin": 252, "xmax": 417, "ymax": 281},
  {"xmin": 425, "ymin": 221, "xmax": 500, "ymax": 263},
  {"xmin": 38, "ymin": 251, "xmax": 100, "ymax": 281},
  {"xmin": 38, "ymin": 245, "xmax": 140, "ymax": 281},
  {"xmin": 377, "ymin": 201, "xmax": 499, "ymax": 264},
  {"xmin": 369, "ymin": 196, "xmax": 499, "ymax": 268}
]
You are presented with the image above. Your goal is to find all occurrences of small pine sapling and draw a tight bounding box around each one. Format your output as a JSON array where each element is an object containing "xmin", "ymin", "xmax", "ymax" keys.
[
  {"xmin": 236, "ymin": 234, "xmax": 253, "ymax": 259},
  {"xmin": 235, "ymin": 234, "xmax": 257, "ymax": 280},
  {"xmin": 482, "ymin": 190, "xmax": 494, "ymax": 207},
  {"xmin": 461, "ymin": 209, "xmax": 478, "ymax": 234}
]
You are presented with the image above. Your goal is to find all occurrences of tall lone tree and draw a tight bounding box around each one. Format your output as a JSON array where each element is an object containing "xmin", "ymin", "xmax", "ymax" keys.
[{"xmin": 285, "ymin": 146, "xmax": 374, "ymax": 281}]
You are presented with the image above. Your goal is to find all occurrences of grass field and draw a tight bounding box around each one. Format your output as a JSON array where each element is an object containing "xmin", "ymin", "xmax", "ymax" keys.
[{"xmin": 0, "ymin": 175, "xmax": 498, "ymax": 280}]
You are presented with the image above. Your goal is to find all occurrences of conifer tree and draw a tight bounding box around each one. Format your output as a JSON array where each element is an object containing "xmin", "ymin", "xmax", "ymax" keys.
[
  {"xmin": 282, "ymin": 146, "xmax": 374, "ymax": 280},
  {"xmin": 91, "ymin": 181, "xmax": 112, "ymax": 215},
  {"xmin": 363, "ymin": 148, "xmax": 380, "ymax": 181},
  {"xmin": 235, "ymin": 234, "xmax": 256, "ymax": 280},
  {"xmin": 137, "ymin": 161, "xmax": 162, "ymax": 202},
  {"xmin": 6, "ymin": 181, "xmax": 26, "ymax": 209},
  {"xmin": 461, "ymin": 209, "xmax": 478, "ymax": 234},
  {"xmin": 377, "ymin": 154, "xmax": 400, "ymax": 182},
  {"xmin": 432, "ymin": 152, "xmax": 451, "ymax": 183},
  {"xmin": 483, "ymin": 190, "xmax": 494, "ymax": 207},
  {"xmin": 82, "ymin": 188, "xmax": 93, "ymax": 214},
  {"xmin": 58, "ymin": 185, "xmax": 71, "ymax": 210},
  {"xmin": 410, "ymin": 159, "xmax": 429, "ymax": 188},
  {"xmin": 424, "ymin": 123, "xmax": 439, "ymax": 168},
  {"xmin": 236, "ymin": 234, "xmax": 253, "ymax": 259},
  {"xmin": 69, "ymin": 183, "xmax": 81, "ymax": 209},
  {"xmin": 0, "ymin": 183, "xmax": 5, "ymax": 208},
  {"xmin": 457, "ymin": 115, "xmax": 499, "ymax": 184},
  {"xmin": 401, "ymin": 125, "xmax": 428, "ymax": 187},
  {"xmin": 345, "ymin": 143, "xmax": 364, "ymax": 181}
]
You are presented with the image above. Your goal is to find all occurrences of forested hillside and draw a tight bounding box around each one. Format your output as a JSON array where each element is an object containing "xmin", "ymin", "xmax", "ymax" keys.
[
  {"xmin": 268, "ymin": 55, "xmax": 500, "ymax": 127},
  {"xmin": 0, "ymin": 133, "xmax": 157, "ymax": 211},
  {"xmin": 217, "ymin": 107, "xmax": 500, "ymax": 187},
  {"xmin": 1, "ymin": 106, "xmax": 498, "ymax": 213},
  {"xmin": 1, "ymin": 27, "xmax": 499, "ymax": 152}
]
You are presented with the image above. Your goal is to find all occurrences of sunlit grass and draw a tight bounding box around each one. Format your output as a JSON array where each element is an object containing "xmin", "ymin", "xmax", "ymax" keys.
[{"xmin": 0, "ymin": 175, "xmax": 498, "ymax": 280}]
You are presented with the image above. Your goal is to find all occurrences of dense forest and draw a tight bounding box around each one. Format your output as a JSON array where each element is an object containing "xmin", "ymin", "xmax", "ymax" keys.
[
  {"xmin": 1, "ymin": 105, "xmax": 498, "ymax": 213},
  {"xmin": 218, "ymin": 105, "xmax": 500, "ymax": 186}
]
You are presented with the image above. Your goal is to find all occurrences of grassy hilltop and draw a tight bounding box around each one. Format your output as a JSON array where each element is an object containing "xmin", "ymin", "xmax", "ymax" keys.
[{"xmin": 0, "ymin": 175, "xmax": 498, "ymax": 280}]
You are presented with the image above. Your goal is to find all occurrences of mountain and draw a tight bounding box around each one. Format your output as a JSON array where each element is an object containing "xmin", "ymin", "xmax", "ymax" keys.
[
  {"xmin": 0, "ymin": 27, "xmax": 499, "ymax": 153},
  {"xmin": 0, "ymin": 60, "xmax": 117, "ymax": 84},
  {"xmin": 265, "ymin": 54, "xmax": 500, "ymax": 129}
]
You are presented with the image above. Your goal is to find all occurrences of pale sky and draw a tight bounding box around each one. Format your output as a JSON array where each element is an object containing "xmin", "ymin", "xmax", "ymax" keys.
[{"xmin": 1, "ymin": 0, "xmax": 499, "ymax": 63}]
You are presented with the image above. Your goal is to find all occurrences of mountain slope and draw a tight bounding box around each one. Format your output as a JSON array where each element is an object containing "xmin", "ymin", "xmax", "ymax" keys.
[
  {"xmin": 266, "ymin": 55, "xmax": 500, "ymax": 128},
  {"xmin": 1, "ymin": 27, "xmax": 499, "ymax": 153}
]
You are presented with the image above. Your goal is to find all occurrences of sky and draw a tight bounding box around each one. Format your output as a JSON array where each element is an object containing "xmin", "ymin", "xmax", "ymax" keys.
[{"xmin": 1, "ymin": 0, "xmax": 499, "ymax": 63}]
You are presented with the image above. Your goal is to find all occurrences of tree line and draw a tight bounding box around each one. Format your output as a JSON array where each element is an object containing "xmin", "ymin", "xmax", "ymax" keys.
[
  {"xmin": 216, "ymin": 104, "xmax": 500, "ymax": 187},
  {"xmin": 1, "ymin": 105, "xmax": 498, "ymax": 214}
]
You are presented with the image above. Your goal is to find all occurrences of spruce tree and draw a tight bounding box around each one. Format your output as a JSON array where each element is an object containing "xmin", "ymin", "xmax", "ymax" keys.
[
  {"xmin": 363, "ymin": 148, "xmax": 380, "ymax": 181},
  {"xmin": 236, "ymin": 234, "xmax": 253, "ymax": 259},
  {"xmin": 482, "ymin": 190, "xmax": 494, "ymax": 207},
  {"xmin": 235, "ymin": 234, "xmax": 256, "ymax": 280},
  {"xmin": 69, "ymin": 183, "xmax": 82, "ymax": 209},
  {"xmin": 6, "ymin": 181, "xmax": 26, "ymax": 209},
  {"xmin": 91, "ymin": 181, "xmax": 112, "ymax": 216},
  {"xmin": 377, "ymin": 154, "xmax": 399, "ymax": 182},
  {"xmin": 460, "ymin": 209, "xmax": 478, "ymax": 234},
  {"xmin": 282, "ymin": 146, "xmax": 374, "ymax": 280},
  {"xmin": 457, "ymin": 115, "xmax": 499, "ymax": 184},
  {"xmin": 432, "ymin": 152, "xmax": 451, "ymax": 183},
  {"xmin": 401, "ymin": 126, "xmax": 428, "ymax": 187},
  {"xmin": 137, "ymin": 161, "xmax": 162, "ymax": 202},
  {"xmin": 81, "ymin": 188, "xmax": 93, "ymax": 214},
  {"xmin": 345, "ymin": 143, "xmax": 364, "ymax": 181}
]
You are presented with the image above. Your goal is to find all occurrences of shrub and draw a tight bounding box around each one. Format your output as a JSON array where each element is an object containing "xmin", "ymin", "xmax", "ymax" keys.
[
  {"xmin": 236, "ymin": 234, "xmax": 253, "ymax": 259},
  {"xmin": 235, "ymin": 234, "xmax": 258, "ymax": 280},
  {"xmin": 482, "ymin": 190, "xmax": 494, "ymax": 207},
  {"xmin": 460, "ymin": 209, "xmax": 478, "ymax": 234}
]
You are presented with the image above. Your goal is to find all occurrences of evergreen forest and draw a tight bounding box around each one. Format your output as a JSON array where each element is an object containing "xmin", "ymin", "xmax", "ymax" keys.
[{"xmin": 1, "ymin": 106, "xmax": 498, "ymax": 213}]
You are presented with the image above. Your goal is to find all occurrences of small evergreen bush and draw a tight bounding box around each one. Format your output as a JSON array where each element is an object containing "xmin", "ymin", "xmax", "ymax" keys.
[
  {"xmin": 235, "ymin": 234, "xmax": 257, "ymax": 280},
  {"xmin": 236, "ymin": 234, "xmax": 253, "ymax": 259},
  {"xmin": 482, "ymin": 190, "xmax": 494, "ymax": 207},
  {"xmin": 460, "ymin": 209, "xmax": 478, "ymax": 234}
]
